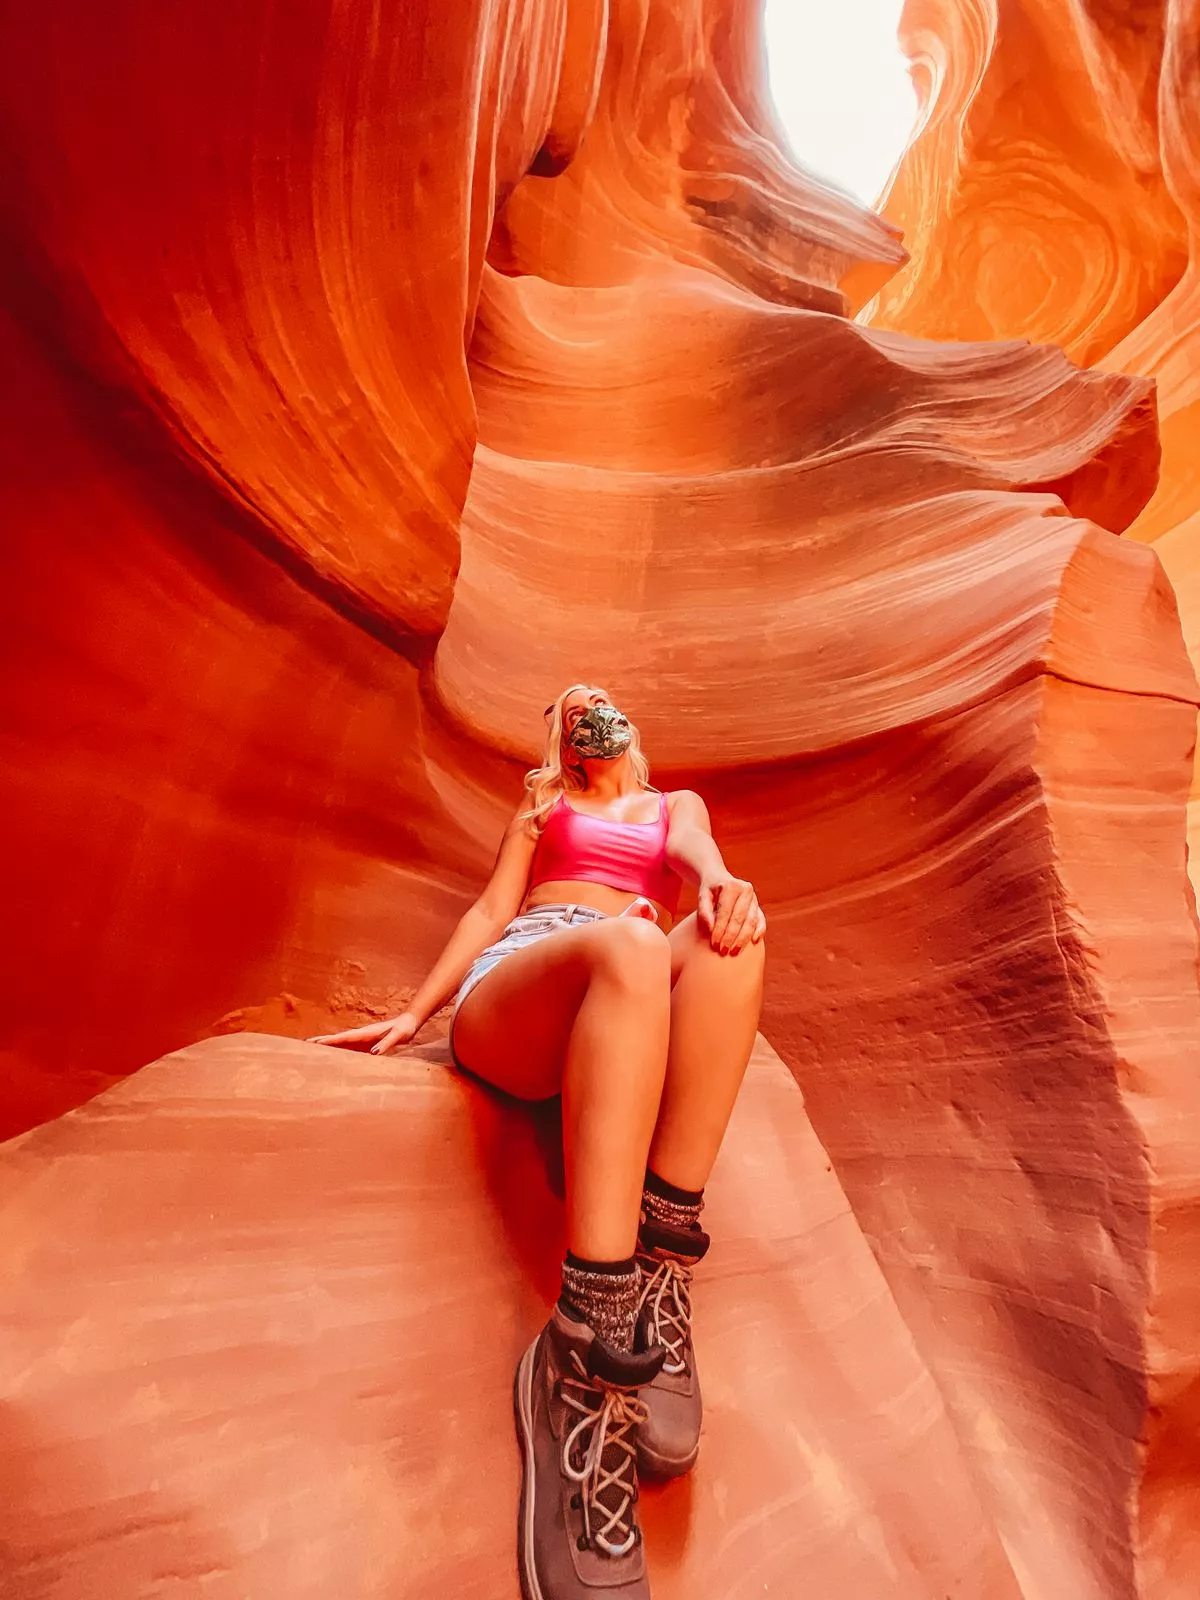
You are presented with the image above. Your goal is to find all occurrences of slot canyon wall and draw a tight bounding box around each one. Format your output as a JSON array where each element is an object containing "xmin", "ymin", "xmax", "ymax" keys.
[
  {"xmin": 868, "ymin": 0, "xmax": 1200, "ymax": 864},
  {"xmin": 866, "ymin": 3, "xmax": 1200, "ymax": 1586},
  {"xmin": 2, "ymin": 1, "xmax": 1199, "ymax": 1596}
]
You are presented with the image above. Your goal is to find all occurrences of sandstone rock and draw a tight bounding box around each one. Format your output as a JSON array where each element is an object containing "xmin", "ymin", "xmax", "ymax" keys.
[
  {"xmin": 865, "ymin": 0, "xmax": 1189, "ymax": 364},
  {"xmin": 0, "ymin": 0, "xmax": 587, "ymax": 637},
  {"xmin": 867, "ymin": 0, "xmax": 1200, "ymax": 889},
  {"xmin": 867, "ymin": 13, "xmax": 1200, "ymax": 1584},
  {"xmin": 0, "ymin": 301, "xmax": 474, "ymax": 1137},
  {"xmin": 2, "ymin": 1, "xmax": 1200, "ymax": 1593},
  {"xmin": 0, "ymin": 1033, "xmax": 1018, "ymax": 1598}
]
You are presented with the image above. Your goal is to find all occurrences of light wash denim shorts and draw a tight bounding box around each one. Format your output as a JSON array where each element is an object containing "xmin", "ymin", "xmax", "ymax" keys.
[
  {"xmin": 454, "ymin": 903, "xmax": 608, "ymax": 1013},
  {"xmin": 449, "ymin": 904, "xmax": 609, "ymax": 1072}
]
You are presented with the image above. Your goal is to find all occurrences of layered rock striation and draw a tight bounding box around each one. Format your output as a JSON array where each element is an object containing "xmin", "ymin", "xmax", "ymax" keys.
[
  {"xmin": 2, "ymin": 1, "xmax": 1199, "ymax": 1595},
  {"xmin": 868, "ymin": 6, "xmax": 1200, "ymax": 1588},
  {"xmin": 0, "ymin": 1033, "xmax": 1022, "ymax": 1598}
]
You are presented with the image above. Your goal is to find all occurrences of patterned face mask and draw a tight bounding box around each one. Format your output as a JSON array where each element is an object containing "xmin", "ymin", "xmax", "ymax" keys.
[{"xmin": 567, "ymin": 704, "xmax": 634, "ymax": 760}]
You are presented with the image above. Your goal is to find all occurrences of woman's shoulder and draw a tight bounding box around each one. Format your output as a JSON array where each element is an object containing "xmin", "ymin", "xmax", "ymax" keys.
[
  {"xmin": 662, "ymin": 788, "xmax": 708, "ymax": 821},
  {"xmin": 505, "ymin": 792, "xmax": 561, "ymax": 843}
]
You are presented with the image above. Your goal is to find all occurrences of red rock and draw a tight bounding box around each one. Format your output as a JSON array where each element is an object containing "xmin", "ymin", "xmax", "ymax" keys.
[
  {"xmin": 867, "ymin": 11, "xmax": 1200, "ymax": 1584},
  {"xmin": 0, "ymin": 0, "xmax": 585, "ymax": 636},
  {"xmin": 866, "ymin": 0, "xmax": 1189, "ymax": 364},
  {"xmin": 867, "ymin": 0, "xmax": 1200, "ymax": 874},
  {"xmin": 0, "ymin": 301, "xmax": 474, "ymax": 1135},
  {"xmin": 2, "ymin": 0, "xmax": 1200, "ymax": 1592},
  {"xmin": 0, "ymin": 1033, "xmax": 1019, "ymax": 1598}
]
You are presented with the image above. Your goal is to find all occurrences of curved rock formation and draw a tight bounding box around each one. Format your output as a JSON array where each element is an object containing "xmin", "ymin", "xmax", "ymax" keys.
[
  {"xmin": 0, "ymin": 0, "xmax": 585, "ymax": 637},
  {"xmin": 867, "ymin": 0, "xmax": 1190, "ymax": 364},
  {"xmin": 1103, "ymin": 0, "xmax": 1200, "ymax": 816},
  {"xmin": 2, "ymin": 0, "xmax": 1199, "ymax": 1595},
  {"xmin": 0, "ymin": 1033, "xmax": 1021, "ymax": 1598},
  {"xmin": 867, "ymin": 3, "xmax": 1200, "ymax": 1591},
  {"xmin": 869, "ymin": 0, "xmax": 1200, "ymax": 863}
]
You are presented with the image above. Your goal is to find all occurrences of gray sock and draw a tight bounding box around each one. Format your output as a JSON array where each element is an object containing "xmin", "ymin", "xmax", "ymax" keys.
[
  {"xmin": 559, "ymin": 1254, "xmax": 642, "ymax": 1352},
  {"xmin": 641, "ymin": 1169, "xmax": 704, "ymax": 1233}
]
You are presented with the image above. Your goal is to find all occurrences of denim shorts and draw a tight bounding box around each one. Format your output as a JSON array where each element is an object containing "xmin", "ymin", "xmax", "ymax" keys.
[
  {"xmin": 455, "ymin": 903, "xmax": 608, "ymax": 1008},
  {"xmin": 449, "ymin": 904, "xmax": 608, "ymax": 1068}
]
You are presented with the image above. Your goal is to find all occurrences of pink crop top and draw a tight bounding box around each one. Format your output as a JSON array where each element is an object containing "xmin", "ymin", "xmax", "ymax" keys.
[{"xmin": 529, "ymin": 791, "xmax": 680, "ymax": 915}]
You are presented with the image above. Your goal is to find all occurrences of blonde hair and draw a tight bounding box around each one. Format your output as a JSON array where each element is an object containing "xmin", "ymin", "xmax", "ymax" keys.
[{"xmin": 519, "ymin": 683, "xmax": 652, "ymax": 831}]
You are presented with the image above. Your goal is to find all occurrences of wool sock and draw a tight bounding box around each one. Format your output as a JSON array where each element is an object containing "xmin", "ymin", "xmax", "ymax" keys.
[
  {"xmin": 640, "ymin": 1168, "xmax": 705, "ymax": 1233},
  {"xmin": 559, "ymin": 1252, "xmax": 642, "ymax": 1351}
]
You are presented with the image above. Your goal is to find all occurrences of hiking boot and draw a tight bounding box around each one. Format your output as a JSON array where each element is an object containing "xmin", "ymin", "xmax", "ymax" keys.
[
  {"xmin": 634, "ymin": 1217, "xmax": 710, "ymax": 1478},
  {"xmin": 514, "ymin": 1304, "xmax": 665, "ymax": 1600}
]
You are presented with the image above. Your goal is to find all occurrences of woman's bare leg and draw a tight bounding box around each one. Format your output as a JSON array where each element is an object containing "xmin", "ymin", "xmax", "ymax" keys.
[
  {"xmin": 646, "ymin": 912, "xmax": 765, "ymax": 1191},
  {"xmin": 452, "ymin": 917, "xmax": 672, "ymax": 1260}
]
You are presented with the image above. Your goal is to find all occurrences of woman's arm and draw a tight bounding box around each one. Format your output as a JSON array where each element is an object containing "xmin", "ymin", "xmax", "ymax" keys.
[
  {"xmin": 665, "ymin": 790, "xmax": 765, "ymax": 956},
  {"xmin": 405, "ymin": 815, "xmax": 537, "ymax": 1027},
  {"xmin": 308, "ymin": 811, "xmax": 538, "ymax": 1053}
]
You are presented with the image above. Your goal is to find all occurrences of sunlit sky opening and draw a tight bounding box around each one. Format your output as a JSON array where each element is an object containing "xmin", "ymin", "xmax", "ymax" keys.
[{"xmin": 764, "ymin": 0, "xmax": 918, "ymax": 208}]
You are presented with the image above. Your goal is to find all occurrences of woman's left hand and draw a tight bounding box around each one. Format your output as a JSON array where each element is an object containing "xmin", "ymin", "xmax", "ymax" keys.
[{"xmin": 698, "ymin": 874, "xmax": 766, "ymax": 955}]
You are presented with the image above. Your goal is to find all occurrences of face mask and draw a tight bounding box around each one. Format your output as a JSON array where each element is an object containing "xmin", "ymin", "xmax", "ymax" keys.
[{"xmin": 567, "ymin": 704, "xmax": 633, "ymax": 761}]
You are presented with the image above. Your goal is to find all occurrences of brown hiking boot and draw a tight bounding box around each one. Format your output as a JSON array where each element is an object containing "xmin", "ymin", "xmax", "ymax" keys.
[
  {"xmin": 514, "ymin": 1304, "xmax": 665, "ymax": 1599},
  {"xmin": 634, "ymin": 1217, "xmax": 710, "ymax": 1478}
]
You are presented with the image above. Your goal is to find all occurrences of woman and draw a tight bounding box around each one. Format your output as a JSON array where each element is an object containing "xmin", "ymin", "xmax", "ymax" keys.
[{"xmin": 310, "ymin": 685, "xmax": 765, "ymax": 1600}]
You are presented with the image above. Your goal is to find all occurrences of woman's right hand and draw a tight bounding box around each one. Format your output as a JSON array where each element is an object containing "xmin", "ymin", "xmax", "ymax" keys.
[{"xmin": 307, "ymin": 1010, "xmax": 420, "ymax": 1055}]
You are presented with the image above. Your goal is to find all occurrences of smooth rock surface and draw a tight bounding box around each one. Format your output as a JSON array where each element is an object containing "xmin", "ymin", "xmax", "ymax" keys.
[
  {"xmin": 2, "ymin": 1, "xmax": 1200, "ymax": 1594},
  {"xmin": 868, "ymin": 0, "xmax": 1200, "ymax": 886},
  {"xmin": 0, "ymin": 0, "xmax": 577, "ymax": 636},
  {"xmin": 0, "ymin": 1032, "xmax": 1019, "ymax": 1599},
  {"xmin": 867, "ymin": 11, "xmax": 1200, "ymax": 1587},
  {"xmin": 0, "ymin": 302, "xmax": 475, "ymax": 1137}
]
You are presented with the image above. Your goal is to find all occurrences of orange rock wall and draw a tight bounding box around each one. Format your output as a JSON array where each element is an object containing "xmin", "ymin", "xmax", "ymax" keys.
[
  {"xmin": 0, "ymin": 1033, "xmax": 1027, "ymax": 1598},
  {"xmin": 867, "ymin": 0, "xmax": 1189, "ymax": 364},
  {"xmin": 3, "ymin": 1, "xmax": 1200, "ymax": 1595},
  {"xmin": 0, "ymin": 0, "xmax": 584, "ymax": 638},
  {"xmin": 0, "ymin": 303, "xmax": 478, "ymax": 1128},
  {"xmin": 870, "ymin": 0, "xmax": 1200, "ymax": 863},
  {"xmin": 869, "ymin": 2, "xmax": 1200, "ymax": 1590}
]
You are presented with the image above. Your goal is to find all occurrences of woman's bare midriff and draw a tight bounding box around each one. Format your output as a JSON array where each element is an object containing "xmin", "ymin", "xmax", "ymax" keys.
[{"xmin": 523, "ymin": 880, "xmax": 674, "ymax": 929}]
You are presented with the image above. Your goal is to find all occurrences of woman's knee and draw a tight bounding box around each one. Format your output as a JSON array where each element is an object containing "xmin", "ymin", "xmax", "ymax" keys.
[{"xmin": 581, "ymin": 915, "xmax": 672, "ymax": 987}]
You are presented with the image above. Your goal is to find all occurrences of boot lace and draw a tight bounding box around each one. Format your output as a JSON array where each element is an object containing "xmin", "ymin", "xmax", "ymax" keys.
[
  {"xmin": 637, "ymin": 1255, "xmax": 692, "ymax": 1375},
  {"xmin": 560, "ymin": 1352, "xmax": 648, "ymax": 1558}
]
